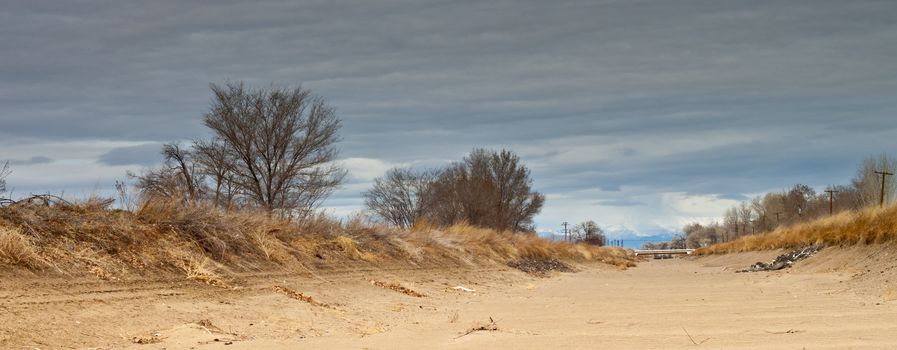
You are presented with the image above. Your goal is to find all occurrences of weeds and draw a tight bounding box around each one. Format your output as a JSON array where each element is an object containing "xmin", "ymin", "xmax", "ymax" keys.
[
  {"xmin": 0, "ymin": 227, "xmax": 43, "ymax": 267},
  {"xmin": 174, "ymin": 255, "xmax": 227, "ymax": 287},
  {"xmin": 698, "ymin": 204, "xmax": 897, "ymax": 254},
  {"xmin": 333, "ymin": 235, "xmax": 373, "ymax": 261}
]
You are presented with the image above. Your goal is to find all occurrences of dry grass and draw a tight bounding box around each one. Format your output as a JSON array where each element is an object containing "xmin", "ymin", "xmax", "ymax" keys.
[
  {"xmin": 174, "ymin": 254, "xmax": 228, "ymax": 287},
  {"xmin": 333, "ymin": 235, "xmax": 374, "ymax": 261},
  {"xmin": 0, "ymin": 198, "xmax": 636, "ymax": 282},
  {"xmin": 408, "ymin": 222, "xmax": 636, "ymax": 268},
  {"xmin": 697, "ymin": 204, "xmax": 897, "ymax": 255},
  {"xmin": 249, "ymin": 228, "xmax": 294, "ymax": 263},
  {"xmin": 0, "ymin": 226, "xmax": 43, "ymax": 267}
]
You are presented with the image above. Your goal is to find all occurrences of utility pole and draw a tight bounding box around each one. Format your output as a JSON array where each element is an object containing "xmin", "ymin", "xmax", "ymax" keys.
[
  {"xmin": 875, "ymin": 170, "xmax": 894, "ymax": 207},
  {"xmin": 825, "ymin": 188, "xmax": 839, "ymax": 216},
  {"xmin": 562, "ymin": 221, "xmax": 569, "ymax": 241}
]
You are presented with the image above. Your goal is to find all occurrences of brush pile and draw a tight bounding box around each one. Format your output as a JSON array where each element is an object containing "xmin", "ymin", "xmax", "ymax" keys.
[
  {"xmin": 738, "ymin": 245, "xmax": 823, "ymax": 272},
  {"xmin": 507, "ymin": 258, "xmax": 573, "ymax": 275}
]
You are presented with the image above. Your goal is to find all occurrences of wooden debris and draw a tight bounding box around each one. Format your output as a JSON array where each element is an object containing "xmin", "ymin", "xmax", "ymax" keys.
[
  {"xmin": 370, "ymin": 280, "xmax": 427, "ymax": 297},
  {"xmin": 456, "ymin": 317, "xmax": 499, "ymax": 339},
  {"xmin": 273, "ymin": 285, "xmax": 332, "ymax": 309}
]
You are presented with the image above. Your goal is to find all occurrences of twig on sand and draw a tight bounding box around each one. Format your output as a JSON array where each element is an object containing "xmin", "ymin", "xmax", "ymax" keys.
[
  {"xmin": 370, "ymin": 280, "xmax": 427, "ymax": 297},
  {"xmin": 273, "ymin": 285, "xmax": 333, "ymax": 309},
  {"xmin": 682, "ymin": 327, "xmax": 710, "ymax": 346},
  {"xmin": 764, "ymin": 329, "xmax": 801, "ymax": 334},
  {"xmin": 455, "ymin": 317, "xmax": 499, "ymax": 339}
]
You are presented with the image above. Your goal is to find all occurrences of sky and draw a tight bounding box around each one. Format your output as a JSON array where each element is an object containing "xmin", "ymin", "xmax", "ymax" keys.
[{"xmin": 2, "ymin": 0, "xmax": 896, "ymax": 240}]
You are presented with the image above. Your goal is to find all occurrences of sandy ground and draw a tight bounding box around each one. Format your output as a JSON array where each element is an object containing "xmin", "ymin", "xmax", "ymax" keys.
[{"xmin": 2, "ymin": 248, "xmax": 897, "ymax": 349}]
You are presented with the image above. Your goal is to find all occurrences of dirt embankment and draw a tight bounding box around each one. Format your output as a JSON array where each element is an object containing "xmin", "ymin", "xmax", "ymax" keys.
[
  {"xmin": 697, "ymin": 204, "xmax": 897, "ymax": 254},
  {"xmin": 2, "ymin": 244, "xmax": 896, "ymax": 349},
  {"xmin": 0, "ymin": 198, "xmax": 634, "ymax": 286},
  {"xmin": 0, "ymin": 199, "xmax": 639, "ymax": 348},
  {"xmin": 4, "ymin": 200, "xmax": 897, "ymax": 348}
]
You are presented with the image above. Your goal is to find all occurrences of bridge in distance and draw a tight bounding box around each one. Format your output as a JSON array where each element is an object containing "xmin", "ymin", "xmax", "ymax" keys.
[{"xmin": 632, "ymin": 249, "xmax": 695, "ymax": 256}]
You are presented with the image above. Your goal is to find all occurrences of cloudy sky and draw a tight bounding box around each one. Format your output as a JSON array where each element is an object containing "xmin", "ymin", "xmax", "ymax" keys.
[{"xmin": 2, "ymin": 0, "xmax": 896, "ymax": 238}]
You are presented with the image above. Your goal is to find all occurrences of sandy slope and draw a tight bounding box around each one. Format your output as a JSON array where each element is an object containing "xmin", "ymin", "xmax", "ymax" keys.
[{"xmin": 2, "ymin": 249, "xmax": 896, "ymax": 349}]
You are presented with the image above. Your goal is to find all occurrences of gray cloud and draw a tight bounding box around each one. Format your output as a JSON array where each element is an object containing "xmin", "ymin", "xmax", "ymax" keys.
[
  {"xmin": 2, "ymin": 0, "xmax": 896, "ymax": 234},
  {"xmin": 594, "ymin": 199, "xmax": 643, "ymax": 207},
  {"xmin": 97, "ymin": 143, "xmax": 164, "ymax": 166},
  {"xmin": 8, "ymin": 156, "xmax": 53, "ymax": 166}
]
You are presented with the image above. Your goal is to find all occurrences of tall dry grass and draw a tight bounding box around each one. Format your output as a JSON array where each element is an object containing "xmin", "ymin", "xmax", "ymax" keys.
[
  {"xmin": 0, "ymin": 226, "xmax": 44, "ymax": 267},
  {"xmin": 404, "ymin": 222, "xmax": 635, "ymax": 268},
  {"xmin": 0, "ymin": 198, "xmax": 635, "ymax": 281},
  {"xmin": 697, "ymin": 204, "xmax": 897, "ymax": 254}
]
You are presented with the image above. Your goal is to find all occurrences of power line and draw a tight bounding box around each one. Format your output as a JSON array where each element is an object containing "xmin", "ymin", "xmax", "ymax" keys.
[
  {"xmin": 875, "ymin": 170, "xmax": 894, "ymax": 207},
  {"xmin": 824, "ymin": 188, "xmax": 839, "ymax": 216},
  {"xmin": 562, "ymin": 221, "xmax": 569, "ymax": 242}
]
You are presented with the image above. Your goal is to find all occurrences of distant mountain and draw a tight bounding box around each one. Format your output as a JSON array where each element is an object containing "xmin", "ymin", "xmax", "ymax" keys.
[{"xmin": 539, "ymin": 226, "xmax": 678, "ymax": 249}]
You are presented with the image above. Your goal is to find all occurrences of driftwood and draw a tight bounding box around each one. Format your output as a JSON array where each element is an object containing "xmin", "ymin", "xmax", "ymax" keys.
[
  {"xmin": 0, "ymin": 194, "xmax": 73, "ymax": 207},
  {"xmin": 455, "ymin": 317, "xmax": 499, "ymax": 339},
  {"xmin": 0, "ymin": 194, "xmax": 115, "ymax": 209}
]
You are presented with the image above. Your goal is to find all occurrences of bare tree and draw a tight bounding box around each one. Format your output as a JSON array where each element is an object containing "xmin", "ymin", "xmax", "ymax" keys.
[
  {"xmin": 738, "ymin": 202, "xmax": 754, "ymax": 234},
  {"xmin": 785, "ymin": 184, "xmax": 815, "ymax": 219},
  {"xmin": 428, "ymin": 149, "xmax": 545, "ymax": 232},
  {"xmin": 193, "ymin": 139, "xmax": 239, "ymax": 208},
  {"xmin": 852, "ymin": 153, "xmax": 897, "ymax": 207},
  {"xmin": 428, "ymin": 161, "xmax": 492, "ymax": 227},
  {"xmin": 203, "ymin": 82, "xmax": 346, "ymax": 216},
  {"xmin": 829, "ymin": 184, "xmax": 860, "ymax": 213},
  {"xmin": 723, "ymin": 207, "xmax": 740, "ymax": 238},
  {"xmin": 363, "ymin": 167, "xmax": 437, "ymax": 228},
  {"xmin": 670, "ymin": 233, "xmax": 687, "ymax": 249},
  {"xmin": 369, "ymin": 149, "xmax": 547, "ymax": 232},
  {"xmin": 130, "ymin": 166, "xmax": 190, "ymax": 201},
  {"xmin": 759, "ymin": 192, "xmax": 786, "ymax": 228},
  {"xmin": 571, "ymin": 220, "xmax": 606, "ymax": 246},
  {"xmin": 0, "ymin": 161, "xmax": 10, "ymax": 195},
  {"xmin": 683, "ymin": 222, "xmax": 723, "ymax": 248},
  {"xmin": 131, "ymin": 143, "xmax": 205, "ymax": 204},
  {"xmin": 162, "ymin": 143, "xmax": 200, "ymax": 202}
]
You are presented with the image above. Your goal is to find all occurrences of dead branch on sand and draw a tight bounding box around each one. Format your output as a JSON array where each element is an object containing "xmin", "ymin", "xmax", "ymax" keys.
[
  {"xmin": 370, "ymin": 280, "xmax": 427, "ymax": 297},
  {"xmin": 682, "ymin": 326, "xmax": 710, "ymax": 346},
  {"xmin": 273, "ymin": 285, "xmax": 333, "ymax": 309},
  {"xmin": 456, "ymin": 317, "xmax": 499, "ymax": 339}
]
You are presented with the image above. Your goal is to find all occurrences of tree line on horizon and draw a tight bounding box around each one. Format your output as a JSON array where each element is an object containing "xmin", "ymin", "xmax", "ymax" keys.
[{"xmin": 668, "ymin": 153, "xmax": 897, "ymax": 250}]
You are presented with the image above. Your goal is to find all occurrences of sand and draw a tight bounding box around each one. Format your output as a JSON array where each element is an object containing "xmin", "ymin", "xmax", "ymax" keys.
[{"xmin": 2, "ymin": 248, "xmax": 896, "ymax": 349}]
